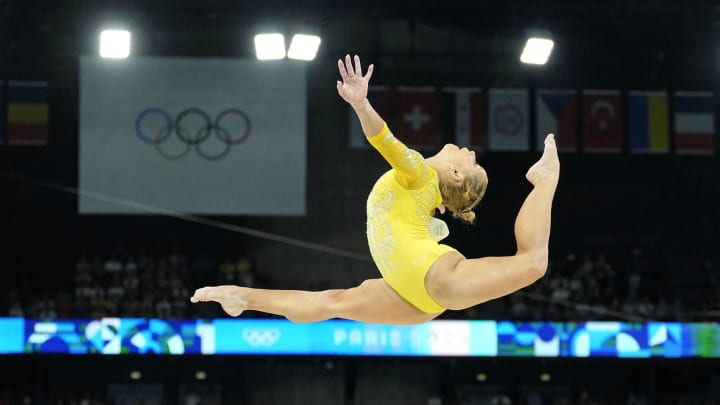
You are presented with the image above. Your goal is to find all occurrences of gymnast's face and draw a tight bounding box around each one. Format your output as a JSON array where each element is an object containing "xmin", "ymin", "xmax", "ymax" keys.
[{"xmin": 441, "ymin": 143, "xmax": 487, "ymax": 182}]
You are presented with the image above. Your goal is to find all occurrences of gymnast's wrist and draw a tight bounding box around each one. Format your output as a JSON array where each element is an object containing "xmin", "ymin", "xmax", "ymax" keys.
[
  {"xmin": 372, "ymin": 122, "xmax": 390, "ymax": 138},
  {"xmin": 351, "ymin": 98, "xmax": 370, "ymax": 111}
]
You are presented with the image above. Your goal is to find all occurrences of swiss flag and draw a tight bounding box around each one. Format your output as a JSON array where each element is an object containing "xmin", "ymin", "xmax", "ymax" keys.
[
  {"xmin": 391, "ymin": 87, "xmax": 441, "ymax": 149},
  {"xmin": 582, "ymin": 90, "xmax": 623, "ymax": 153}
]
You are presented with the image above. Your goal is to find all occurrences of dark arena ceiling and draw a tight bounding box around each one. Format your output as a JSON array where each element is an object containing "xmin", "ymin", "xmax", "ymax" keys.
[{"xmin": 2, "ymin": 0, "xmax": 720, "ymax": 86}]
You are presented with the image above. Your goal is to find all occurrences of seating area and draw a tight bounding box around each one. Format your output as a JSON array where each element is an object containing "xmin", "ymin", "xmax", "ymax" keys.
[{"xmin": 3, "ymin": 245, "xmax": 718, "ymax": 323}]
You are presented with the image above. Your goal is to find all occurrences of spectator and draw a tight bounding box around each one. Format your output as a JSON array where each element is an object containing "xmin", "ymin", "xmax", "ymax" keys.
[
  {"xmin": 14, "ymin": 245, "xmax": 719, "ymax": 322},
  {"xmin": 235, "ymin": 256, "xmax": 255, "ymax": 287},
  {"xmin": 103, "ymin": 252, "xmax": 123, "ymax": 280}
]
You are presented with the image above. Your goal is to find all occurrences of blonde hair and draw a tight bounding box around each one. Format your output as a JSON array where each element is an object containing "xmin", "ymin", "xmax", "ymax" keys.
[{"xmin": 439, "ymin": 171, "xmax": 488, "ymax": 223}]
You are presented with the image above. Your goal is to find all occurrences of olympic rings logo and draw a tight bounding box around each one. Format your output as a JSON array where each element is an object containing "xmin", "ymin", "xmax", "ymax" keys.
[
  {"xmin": 135, "ymin": 107, "xmax": 252, "ymax": 161},
  {"xmin": 241, "ymin": 328, "xmax": 281, "ymax": 347}
]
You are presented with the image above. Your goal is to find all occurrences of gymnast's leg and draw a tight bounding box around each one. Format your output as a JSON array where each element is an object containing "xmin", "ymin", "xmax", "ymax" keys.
[
  {"xmin": 191, "ymin": 278, "xmax": 439, "ymax": 325},
  {"xmin": 425, "ymin": 134, "xmax": 560, "ymax": 310}
]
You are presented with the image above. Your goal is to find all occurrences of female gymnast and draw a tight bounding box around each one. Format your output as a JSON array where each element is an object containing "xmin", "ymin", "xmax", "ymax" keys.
[{"xmin": 190, "ymin": 54, "xmax": 559, "ymax": 325}]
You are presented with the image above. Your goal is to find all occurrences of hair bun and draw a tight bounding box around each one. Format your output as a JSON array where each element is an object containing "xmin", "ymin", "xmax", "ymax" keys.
[{"xmin": 453, "ymin": 210, "xmax": 476, "ymax": 223}]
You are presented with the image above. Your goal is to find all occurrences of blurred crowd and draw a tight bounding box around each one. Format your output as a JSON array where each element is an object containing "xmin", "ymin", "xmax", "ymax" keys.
[
  {"xmin": 3, "ymin": 387, "xmax": 720, "ymax": 405},
  {"xmin": 457, "ymin": 387, "xmax": 720, "ymax": 405},
  {"xmin": 4, "ymin": 248, "xmax": 256, "ymax": 320},
  {"xmin": 464, "ymin": 248, "xmax": 720, "ymax": 322},
  {"xmin": 0, "ymin": 385, "xmax": 222, "ymax": 405},
  {"xmin": 3, "ymin": 246, "xmax": 719, "ymax": 322}
]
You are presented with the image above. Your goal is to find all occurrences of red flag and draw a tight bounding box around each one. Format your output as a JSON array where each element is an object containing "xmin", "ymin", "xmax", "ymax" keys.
[
  {"xmin": 582, "ymin": 90, "xmax": 623, "ymax": 153},
  {"xmin": 349, "ymin": 87, "xmax": 440, "ymax": 149},
  {"xmin": 393, "ymin": 87, "xmax": 440, "ymax": 149},
  {"xmin": 467, "ymin": 90, "xmax": 486, "ymax": 149},
  {"xmin": 445, "ymin": 87, "xmax": 486, "ymax": 150}
]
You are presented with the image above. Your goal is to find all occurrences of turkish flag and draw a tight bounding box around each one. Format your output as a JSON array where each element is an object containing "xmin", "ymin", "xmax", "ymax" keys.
[{"xmin": 582, "ymin": 90, "xmax": 623, "ymax": 153}]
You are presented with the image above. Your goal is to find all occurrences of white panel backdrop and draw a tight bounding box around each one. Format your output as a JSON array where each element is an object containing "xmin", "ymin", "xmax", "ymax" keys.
[{"xmin": 79, "ymin": 56, "xmax": 306, "ymax": 215}]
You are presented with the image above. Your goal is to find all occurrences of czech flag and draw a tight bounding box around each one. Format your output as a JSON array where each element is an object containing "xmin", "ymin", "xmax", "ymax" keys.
[{"xmin": 536, "ymin": 89, "xmax": 578, "ymax": 152}]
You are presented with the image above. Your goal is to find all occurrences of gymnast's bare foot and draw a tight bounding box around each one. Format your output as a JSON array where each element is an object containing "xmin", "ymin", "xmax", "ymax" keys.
[
  {"xmin": 190, "ymin": 285, "xmax": 248, "ymax": 317},
  {"xmin": 526, "ymin": 133, "xmax": 560, "ymax": 186}
]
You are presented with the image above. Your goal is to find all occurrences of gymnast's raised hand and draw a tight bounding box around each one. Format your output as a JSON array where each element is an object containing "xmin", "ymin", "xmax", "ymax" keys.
[{"xmin": 336, "ymin": 54, "xmax": 374, "ymax": 108}]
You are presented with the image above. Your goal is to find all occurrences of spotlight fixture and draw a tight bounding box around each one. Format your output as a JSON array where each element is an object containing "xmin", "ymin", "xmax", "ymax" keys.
[
  {"xmin": 287, "ymin": 34, "xmax": 322, "ymax": 61},
  {"xmin": 520, "ymin": 37, "xmax": 554, "ymax": 65},
  {"xmin": 99, "ymin": 30, "xmax": 131, "ymax": 59},
  {"xmin": 254, "ymin": 33, "xmax": 286, "ymax": 60}
]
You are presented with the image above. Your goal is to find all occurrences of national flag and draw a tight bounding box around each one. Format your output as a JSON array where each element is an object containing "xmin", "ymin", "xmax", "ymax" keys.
[
  {"xmin": 673, "ymin": 91, "xmax": 715, "ymax": 155},
  {"xmin": 443, "ymin": 87, "xmax": 485, "ymax": 150},
  {"xmin": 6, "ymin": 81, "xmax": 49, "ymax": 146},
  {"xmin": 349, "ymin": 87, "xmax": 441, "ymax": 150},
  {"xmin": 628, "ymin": 91, "xmax": 669, "ymax": 154},
  {"xmin": 488, "ymin": 88, "xmax": 529, "ymax": 151},
  {"xmin": 536, "ymin": 89, "xmax": 578, "ymax": 152},
  {"xmin": 582, "ymin": 89, "xmax": 623, "ymax": 153},
  {"xmin": 393, "ymin": 86, "xmax": 441, "ymax": 149}
]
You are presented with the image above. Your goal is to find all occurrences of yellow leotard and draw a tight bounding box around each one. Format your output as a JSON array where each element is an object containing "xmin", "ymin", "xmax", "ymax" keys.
[{"xmin": 366, "ymin": 123, "xmax": 457, "ymax": 314}]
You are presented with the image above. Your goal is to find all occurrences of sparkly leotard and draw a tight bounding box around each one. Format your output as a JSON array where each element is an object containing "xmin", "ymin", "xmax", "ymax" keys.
[{"xmin": 366, "ymin": 123, "xmax": 456, "ymax": 313}]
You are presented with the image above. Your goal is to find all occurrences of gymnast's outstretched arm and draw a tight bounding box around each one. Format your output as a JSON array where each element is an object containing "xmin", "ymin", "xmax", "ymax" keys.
[
  {"xmin": 336, "ymin": 54, "xmax": 382, "ymax": 136},
  {"xmin": 337, "ymin": 54, "xmax": 429, "ymax": 189}
]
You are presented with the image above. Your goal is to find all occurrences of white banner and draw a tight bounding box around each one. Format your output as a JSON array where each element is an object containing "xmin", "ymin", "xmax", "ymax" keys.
[
  {"xmin": 79, "ymin": 57, "xmax": 306, "ymax": 215},
  {"xmin": 488, "ymin": 88, "xmax": 529, "ymax": 151}
]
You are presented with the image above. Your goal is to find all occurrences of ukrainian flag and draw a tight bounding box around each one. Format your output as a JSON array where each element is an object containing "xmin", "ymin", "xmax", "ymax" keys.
[
  {"xmin": 7, "ymin": 81, "xmax": 48, "ymax": 146},
  {"xmin": 628, "ymin": 91, "xmax": 669, "ymax": 153}
]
